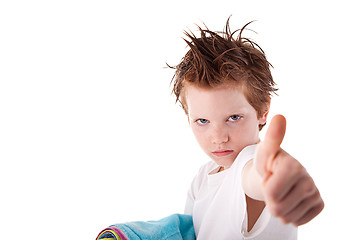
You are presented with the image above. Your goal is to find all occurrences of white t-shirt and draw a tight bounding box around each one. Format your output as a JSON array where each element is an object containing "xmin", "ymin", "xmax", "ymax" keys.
[{"xmin": 184, "ymin": 144, "xmax": 297, "ymax": 240}]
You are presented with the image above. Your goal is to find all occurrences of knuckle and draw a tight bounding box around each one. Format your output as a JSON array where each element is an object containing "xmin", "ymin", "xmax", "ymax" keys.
[
  {"xmin": 301, "ymin": 177, "xmax": 316, "ymax": 196},
  {"xmin": 319, "ymin": 199, "xmax": 325, "ymax": 211},
  {"xmin": 313, "ymin": 192, "xmax": 325, "ymax": 211},
  {"xmin": 293, "ymin": 162, "xmax": 306, "ymax": 176},
  {"xmin": 281, "ymin": 156, "xmax": 304, "ymax": 176}
]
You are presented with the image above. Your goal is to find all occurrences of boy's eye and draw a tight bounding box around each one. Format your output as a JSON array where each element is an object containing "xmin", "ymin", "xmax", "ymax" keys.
[
  {"xmin": 228, "ymin": 115, "xmax": 241, "ymax": 122},
  {"xmin": 196, "ymin": 119, "xmax": 208, "ymax": 125}
]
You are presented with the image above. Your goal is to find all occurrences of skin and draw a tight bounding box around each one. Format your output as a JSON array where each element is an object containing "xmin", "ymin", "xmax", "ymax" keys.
[
  {"xmin": 185, "ymin": 84, "xmax": 324, "ymax": 229},
  {"xmin": 254, "ymin": 115, "xmax": 324, "ymax": 226},
  {"xmin": 186, "ymin": 85, "xmax": 266, "ymax": 170}
]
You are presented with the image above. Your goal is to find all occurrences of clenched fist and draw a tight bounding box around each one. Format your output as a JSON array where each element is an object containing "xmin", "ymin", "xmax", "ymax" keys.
[{"xmin": 249, "ymin": 115, "xmax": 324, "ymax": 226}]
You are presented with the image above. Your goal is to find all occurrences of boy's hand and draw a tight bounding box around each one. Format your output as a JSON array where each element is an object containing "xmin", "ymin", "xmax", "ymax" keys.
[{"xmin": 254, "ymin": 115, "xmax": 324, "ymax": 226}]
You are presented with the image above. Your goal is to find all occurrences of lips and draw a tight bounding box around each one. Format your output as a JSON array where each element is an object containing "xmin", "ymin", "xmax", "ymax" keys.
[{"xmin": 212, "ymin": 150, "xmax": 234, "ymax": 157}]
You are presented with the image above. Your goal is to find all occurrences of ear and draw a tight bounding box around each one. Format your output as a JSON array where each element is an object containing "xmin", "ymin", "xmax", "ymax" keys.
[
  {"xmin": 259, "ymin": 110, "xmax": 269, "ymax": 125},
  {"xmin": 259, "ymin": 101, "xmax": 271, "ymax": 125}
]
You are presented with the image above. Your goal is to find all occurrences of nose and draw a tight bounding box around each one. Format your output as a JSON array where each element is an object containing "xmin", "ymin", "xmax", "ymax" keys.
[{"xmin": 211, "ymin": 125, "xmax": 229, "ymax": 145}]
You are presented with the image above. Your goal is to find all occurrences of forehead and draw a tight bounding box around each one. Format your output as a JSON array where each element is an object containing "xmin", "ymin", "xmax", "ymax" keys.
[{"xmin": 185, "ymin": 84, "xmax": 255, "ymax": 117}]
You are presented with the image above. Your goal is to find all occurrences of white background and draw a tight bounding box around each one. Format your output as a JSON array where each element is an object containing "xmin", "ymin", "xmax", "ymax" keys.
[{"xmin": 1, "ymin": 1, "xmax": 359, "ymax": 239}]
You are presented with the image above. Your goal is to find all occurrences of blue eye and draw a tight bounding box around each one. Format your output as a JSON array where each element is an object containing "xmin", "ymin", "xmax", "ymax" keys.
[
  {"xmin": 228, "ymin": 115, "xmax": 241, "ymax": 122},
  {"xmin": 196, "ymin": 119, "xmax": 208, "ymax": 125}
]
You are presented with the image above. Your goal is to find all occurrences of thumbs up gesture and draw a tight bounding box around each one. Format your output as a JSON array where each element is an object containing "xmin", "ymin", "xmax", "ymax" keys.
[{"xmin": 254, "ymin": 115, "xmax": 324, "ymax": 226}]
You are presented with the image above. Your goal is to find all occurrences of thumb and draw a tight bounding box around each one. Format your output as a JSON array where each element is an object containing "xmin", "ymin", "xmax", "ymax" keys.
[{"xmin": 255, "ymin": 114, "xmax": 286, "ymax": 177}]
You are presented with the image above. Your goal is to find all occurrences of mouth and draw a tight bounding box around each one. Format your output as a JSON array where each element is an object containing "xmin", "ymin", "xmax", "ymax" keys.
[{"xmin": 212, "ymin": 150, "xmax": 234, "ymax": 157}]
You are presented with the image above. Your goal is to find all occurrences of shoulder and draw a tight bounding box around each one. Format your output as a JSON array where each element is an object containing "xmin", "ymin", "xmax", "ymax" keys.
[{"xmin": 231, "ymin": 144, "xmax": 258, "ymax": 171}]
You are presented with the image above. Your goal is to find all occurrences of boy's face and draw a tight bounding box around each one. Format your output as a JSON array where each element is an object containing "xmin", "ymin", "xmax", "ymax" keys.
[{"xmin": 185, "ymin": 84, "xmax": 267, "ymax": 170}]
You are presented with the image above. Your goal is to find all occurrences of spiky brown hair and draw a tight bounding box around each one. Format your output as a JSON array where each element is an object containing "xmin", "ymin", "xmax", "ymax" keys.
[{"xmin": 170, "ymin": 18, "xmax": 277, "ymax": 130}]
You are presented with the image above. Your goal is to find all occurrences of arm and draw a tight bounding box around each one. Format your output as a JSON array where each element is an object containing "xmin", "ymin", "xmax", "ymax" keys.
[
  {"xmin": 242, "ymin": 159, "xmax": 264, "ymax": 201},
  {"xmin": 242, "ymin": 161, "xmax": 267, "ymax": 232}
]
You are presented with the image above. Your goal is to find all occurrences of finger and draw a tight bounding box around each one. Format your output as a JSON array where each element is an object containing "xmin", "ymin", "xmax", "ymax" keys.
[
  {"xmin": 281, "ymin": 188, "xmax": 323, "ymax": 225},
  {"xmin": 263, "ymin": 114, "xmax": 286, "ymax": 158},
  {"xmin": 267, "ymin": 174, "xmax": 316, "ymax": 218},
  {"xmin": 294, "ymin": 198, "xmax": 324, "ymax": 226},
  {"xmin": 263, "ymin": 152, "xmax": 305, "ymax": 203},
  {"xmin": 255, "ymin": 115, "xmax": 286, "ymax": 176}
]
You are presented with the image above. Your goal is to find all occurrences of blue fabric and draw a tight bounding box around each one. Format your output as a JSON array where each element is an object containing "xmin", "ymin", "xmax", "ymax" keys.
[{"xmin": 110, "ymin": 214, "xmax": 196, "ymax": 240}]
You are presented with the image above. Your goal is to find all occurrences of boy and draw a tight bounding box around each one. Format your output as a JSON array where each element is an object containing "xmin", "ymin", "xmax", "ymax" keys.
[{"xmin": 170, "ymin": 19, "xmax": 324, "ymax": 239}]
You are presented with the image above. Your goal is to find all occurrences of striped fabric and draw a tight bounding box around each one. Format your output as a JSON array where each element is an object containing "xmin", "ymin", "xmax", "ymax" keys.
[{"xmin": 96, "ymin": 226, "xmax": 128, "ymax": 240}]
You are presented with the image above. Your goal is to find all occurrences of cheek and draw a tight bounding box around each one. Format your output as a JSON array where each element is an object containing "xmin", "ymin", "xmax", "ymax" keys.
[
  {"xmin": 191, "ymin": 126, "xmax": 208, "ymax": 147},
  {"xmin": 231, "ymin": 121, "xmax": 259, "ymax": 142}
]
